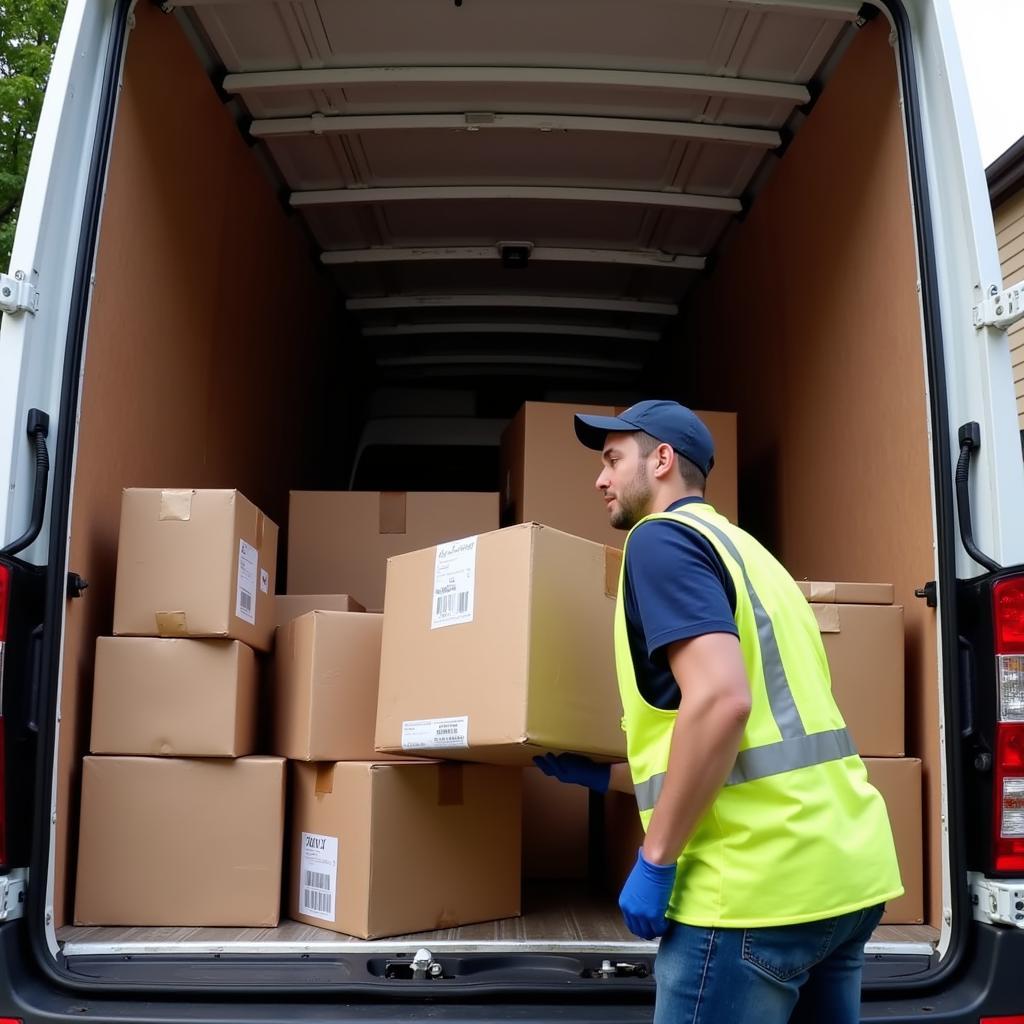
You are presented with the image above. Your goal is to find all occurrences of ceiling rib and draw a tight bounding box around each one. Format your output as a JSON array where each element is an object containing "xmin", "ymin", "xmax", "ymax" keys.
[
  {"xmin": 346, "ymin": 294, "xmax": 678, "ymax": 315},
  {"xmin": 362, "ymin": 323, "xmax": 662, "ymax": 341},
  {"xmin": 322, "ymin": 246, "xmax": 705, "ymax": 270},
  {"xmin": 224, "ymin": 65, "xmax": 811, "ymax": 105},
  {"xmin": 291, "ymin": 185, "xmax": 742, "ymax": 212},
  {"xmin": 251, "ymin": 113, "xmax": 781, "ymax": 149}
]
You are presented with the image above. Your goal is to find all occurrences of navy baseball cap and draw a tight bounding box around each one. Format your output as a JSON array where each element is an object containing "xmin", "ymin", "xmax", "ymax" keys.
[{"xmin": 574, "ymin": 400, "xmax": 715, "ymax": 476}]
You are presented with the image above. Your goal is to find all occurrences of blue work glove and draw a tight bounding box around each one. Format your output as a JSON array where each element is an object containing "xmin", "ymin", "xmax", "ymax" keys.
[
  {"xmin": 532, "ymin": 752, "xmax": 611, "ymax": 792},
  {"xmin": 619, "ymin": 850, "xmax": 677, "ymax": 939}
]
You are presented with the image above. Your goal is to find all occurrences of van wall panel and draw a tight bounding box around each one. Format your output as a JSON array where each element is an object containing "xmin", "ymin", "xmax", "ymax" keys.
[
  {"xmin": 684, "ymin": 19, "xmax": 941, "ymax": 924},
  {"xmin": 55, "ymin": 2, "xmax": 334, "ymax": 924}
]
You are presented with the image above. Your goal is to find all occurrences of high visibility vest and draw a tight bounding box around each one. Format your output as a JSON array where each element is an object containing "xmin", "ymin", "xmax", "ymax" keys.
[{"xmin": 616, "ymin": 502, "xmax": 903, "ymax": 928}]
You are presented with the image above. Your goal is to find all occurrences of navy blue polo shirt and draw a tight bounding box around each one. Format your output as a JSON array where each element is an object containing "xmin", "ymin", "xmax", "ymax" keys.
[{"xmin": 623, "ymin": 497, "xmax": 739, "ymax": 710}]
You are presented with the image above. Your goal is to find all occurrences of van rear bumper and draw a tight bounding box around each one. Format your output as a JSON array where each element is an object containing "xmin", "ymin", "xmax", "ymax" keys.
[{"xmin": 0, "ymin": 920, "xmax": 1022, "ymax": 1023}]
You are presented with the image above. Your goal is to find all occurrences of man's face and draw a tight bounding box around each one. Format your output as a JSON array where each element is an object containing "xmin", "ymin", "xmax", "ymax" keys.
[{"xmin": 596, "ymin": 432, "xmax": 654, "ymax": 531}]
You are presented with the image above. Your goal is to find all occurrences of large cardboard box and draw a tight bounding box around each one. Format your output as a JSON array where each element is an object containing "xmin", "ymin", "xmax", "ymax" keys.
[
  {"xmin": 290, "ymin": 761, "xmax": 521, "ymax": 938},
  {"xmin": 522, "ymin": 767, "xmax": 589, "ymax": 880},
  {"xmin": 865, "ymin": 758, "xmax": 924, "ymax": 925},
  {"xmin": 90, "ymin": 637, "xmax": 258, "ymax": 757},
  {"xmin": 287, "ymin": 491, "xmax": 499, "ymax": 609},
  {"xmin": 811, "ymin": 601, "xmax": 905, "ymax": 757},
  {"xmin": 275, "ymin": 593, "xmax": 364, "ymax": 626},
  {"xmin": 113, "ymin": 489, "xmax": 279, "ymax": 652},
  {"xmin": 604, "ymin": 759, "xmax": 924, "ymax": 926},
  {"xmin": 74, "ymin": 755, "xmax": 285, "ymax": 926},
  {"xmin": 500, "ymin": 402, "xmax": 738, "ymax": 547},
  {"xmin": 274, "ymin": 610, "xmax": 399, "ymax": 762},
  {"xmin": 376, "ymin": 524, "xmax": 624, "ymax": 765}
]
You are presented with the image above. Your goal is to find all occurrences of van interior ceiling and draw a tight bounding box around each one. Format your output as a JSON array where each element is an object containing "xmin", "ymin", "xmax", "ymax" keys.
[{"xmin": 52, "ymin": 0, "xmax": 943, "ymax": 971}]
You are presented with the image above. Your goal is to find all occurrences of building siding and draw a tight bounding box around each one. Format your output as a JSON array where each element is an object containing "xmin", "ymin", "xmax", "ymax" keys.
[{"xmin": 994, "ymin": 188, "xmax": 1024, "ymax": 426}]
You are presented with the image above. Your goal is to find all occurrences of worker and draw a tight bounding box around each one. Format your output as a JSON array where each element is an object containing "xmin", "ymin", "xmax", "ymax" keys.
[{"xmin": 535, "ymin": 400, "xmax": 902, "ymax": 1024}]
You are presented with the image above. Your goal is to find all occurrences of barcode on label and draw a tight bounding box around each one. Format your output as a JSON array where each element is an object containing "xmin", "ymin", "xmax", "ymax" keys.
[
  {"xmin": 240, "ymin": 590, "xmax": 253, "ymax": 614},
  {"xmin": 435, "ymin": 591, "xmax": 469, "ymax": 617},
  {"xmin": 305, "ymin": 870, "xmax": 331, "ymax": 891},
  {"xmin": 303, "ymin": 889, "xmax": 333, "ymax": 915}
]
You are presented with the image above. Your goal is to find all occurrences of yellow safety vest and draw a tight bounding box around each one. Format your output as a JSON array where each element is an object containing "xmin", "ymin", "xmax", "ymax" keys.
[{"xmin": 615, "ymin": 502, "xmax": 903, "ymax": 928}]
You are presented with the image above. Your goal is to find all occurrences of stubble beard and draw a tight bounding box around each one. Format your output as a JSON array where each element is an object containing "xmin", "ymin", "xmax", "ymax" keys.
[{"xmin": 609, "ymin": 462, "xmax": 653, "ymax": 531}]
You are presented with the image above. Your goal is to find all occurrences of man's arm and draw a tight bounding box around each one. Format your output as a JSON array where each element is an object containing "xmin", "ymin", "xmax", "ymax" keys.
[
  {"xmin": 608, "ymin": 762, "xmax": 635, "ymax": 795},
  {"xmin": 641, "ymin": 632, "xmax": 752, "ymax": 866}
]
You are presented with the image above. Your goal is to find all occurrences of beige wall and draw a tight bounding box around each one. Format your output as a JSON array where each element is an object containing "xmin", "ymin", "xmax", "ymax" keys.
[
  {"xmin": 55, "ymin": 2, "xmax": 335, "ymax": 924},
  {"xmin": 683, "ymin": 18, "xmax": 941, "ymax": 926},
  {"xmin": 994, "ymin": 188, "xmax": 1024, "ymax": 427}
]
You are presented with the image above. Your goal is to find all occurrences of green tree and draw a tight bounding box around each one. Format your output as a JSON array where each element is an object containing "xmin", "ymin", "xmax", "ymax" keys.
[{"xmin": 1, "ymin": 0, "xmax": 66, "ymax": 271}]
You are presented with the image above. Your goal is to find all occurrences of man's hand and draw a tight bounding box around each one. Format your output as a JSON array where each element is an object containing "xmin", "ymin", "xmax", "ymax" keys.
[
  {"xmin": 533, "ymin": 752, "xmax": 611, "ymax": 792},
  {"xmin": 619, "ymin": 850, "xmax": 677, "ymax": 939}
]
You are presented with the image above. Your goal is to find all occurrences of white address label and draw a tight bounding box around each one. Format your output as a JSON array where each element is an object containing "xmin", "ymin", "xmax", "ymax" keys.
[
  {"xmin": 236, "ymin": 539, "xmax": 258, "ymax": 625},
  {"xmin": 299, "ymin": 831, "xmax": 338, "ymax": 923},
  {"xmin": 432, "ymin": 536, "xmax": 477, "ymax": 629},
  {"xmin": 402, "ymin": 716, "xmax": 469, "ymax": 750}
]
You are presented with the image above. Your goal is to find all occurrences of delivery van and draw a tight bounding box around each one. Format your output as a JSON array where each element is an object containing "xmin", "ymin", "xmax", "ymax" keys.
[{"xmin": 1, "ymin": 0, "xmax": 1024, "ymax": 1018}]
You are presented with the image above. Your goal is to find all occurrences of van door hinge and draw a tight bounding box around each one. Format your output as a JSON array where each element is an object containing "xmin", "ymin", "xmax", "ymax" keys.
[
  {"xmin": 0, "ymin": 273, "xmax": 39, "ymax": 316},
  {"xmin": 0, "ymin": 869, "xmax": 28, "ymax": 922},
  {"xmin": 974, "ymin": 283, "xmax": 1024, "ymax": 331}
]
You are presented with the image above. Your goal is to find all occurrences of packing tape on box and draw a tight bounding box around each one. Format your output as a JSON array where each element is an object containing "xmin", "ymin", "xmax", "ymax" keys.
[
  {"xmin": 159, "ymin": 489, "xmax": 194, "ymax": 521},
  {"xmin": 379, "ymin": 492, "xmax": 407, "ymax": 535},
  {"xmin": 802, "ymin": 581, "xmax": 838, "ymax": 603},
  {"xmin": 255, "ymin": 510, "xmax": 266, "ymax": 549},
  {"xmin": 437, "ymin": 763, "xmax": 464, "ymax": 806},
  {"xmin": 154, "ymin": 611, "xmax": 189, "ymax": 636},
  {"xmin": 604, "ymin": 546, "xmax": 623, "ymax": 599},
  {"xmin": 315, "ymin": 764, "xmax": 335, "ymax": 796},
  {"xmin": 812, "ymin": 604, "xmax": 842, "ymax": 634}
]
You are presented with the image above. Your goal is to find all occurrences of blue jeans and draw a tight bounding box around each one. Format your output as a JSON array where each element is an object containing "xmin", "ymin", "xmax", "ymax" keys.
[{"xmin": 653, "ymin": 904, "xmax": 885, "ymax": 1024}]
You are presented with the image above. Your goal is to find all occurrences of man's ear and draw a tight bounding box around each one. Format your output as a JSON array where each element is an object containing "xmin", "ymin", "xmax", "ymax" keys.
[{"xmin": 653, "ymin": 443, "xmax": 676, "ymax": 481}]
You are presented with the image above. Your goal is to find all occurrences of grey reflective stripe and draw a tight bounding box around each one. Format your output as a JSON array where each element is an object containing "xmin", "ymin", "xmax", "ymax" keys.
[
  {"xmin": 633, "ymin": 727, "xmax": 857, "ymax": 811},
  {"xmin": 672, "ymin": 511, "xmax": 806, "ymax": 739},
  {"xmin": 726, "ymin": 727, "xmax": 856, "ymax": 787},
  {"xmin": 635, "ymin": 773, "xmax": 665, "ymax": 812}
]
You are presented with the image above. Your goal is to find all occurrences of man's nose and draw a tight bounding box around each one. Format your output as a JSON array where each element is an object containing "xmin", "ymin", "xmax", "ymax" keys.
[{"xmin": 595, "ymin": 467, "xmax": 610, "ymax": 491}]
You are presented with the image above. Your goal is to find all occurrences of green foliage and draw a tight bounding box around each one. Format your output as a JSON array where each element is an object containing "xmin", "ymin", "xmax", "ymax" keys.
[{"xmin": 1, "ymin": 0, "xmax": 66, "ymax": 270}]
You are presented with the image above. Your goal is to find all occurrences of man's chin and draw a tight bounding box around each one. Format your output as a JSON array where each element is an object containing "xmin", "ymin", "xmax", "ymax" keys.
[{"xmin": 609, "ymin": 510, "xmax": 635, "ymax": 531}]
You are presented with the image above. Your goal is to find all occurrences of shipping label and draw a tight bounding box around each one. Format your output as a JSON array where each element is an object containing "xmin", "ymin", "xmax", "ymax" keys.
[
  {"xmin": 299, "ymin": 831, "xmax": 338, "ymax": 923},
  {"xmin": 431, "ymin": 536, "xmax": 477, "ymax": 629},
  {"xmin": 236, "ymin": 539, "xmax": 258, "ymax": 625},
  {"xmin": 402, "ymin": 716, "xmax": 469, "ymax": 750}
]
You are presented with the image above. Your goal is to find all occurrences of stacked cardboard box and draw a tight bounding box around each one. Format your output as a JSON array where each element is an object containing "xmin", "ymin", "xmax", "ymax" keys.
[
  {"xmin": 275, "ymin": 489, "xmax": 523, "ymax": 938},
  {"xmin": 77, "ymin": 489, "xmax": 286, "ymax": 927}
]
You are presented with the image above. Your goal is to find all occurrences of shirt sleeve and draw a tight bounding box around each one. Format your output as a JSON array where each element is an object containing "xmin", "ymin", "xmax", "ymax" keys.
[{"xmin": 625, "ymin": 518, "xmax": 738, "ymax": 661}]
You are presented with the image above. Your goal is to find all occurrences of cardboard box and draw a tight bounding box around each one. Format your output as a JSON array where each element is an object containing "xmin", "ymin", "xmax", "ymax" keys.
[
  {"xmin": 603, "ymin": 789, "xmax": 645, "ymax": 894},
  {"xmin": 522, "ymin": 767, "xmax": 589, "ymax": 880},
  {"xmin": 864, "ymin": 758, "xmax": 923, "ymax": 925},
  {"xmin": 287, "ymin": 491, "xmax": 499, "ymax": 610},
  {"xmin": 273, "ymin": 610, "xmax": 400, "ymax": 762},
  {"xmin": 376, "ymin": 524, "xmax": 625, "ymax": 765},
  {"xmin": 90, "ymin": 637, "xmax": 258, "ymax": 757},
  {"xmin": 812, "ymin": 602, "xmax": 905, "ymax": 756},
  {"xmin": 275, "ymin": 594, "xmax": 364, "ymax": 626},
  {"xmin": 500, "ymin": 402, "xmax": 738, "ymax": 547},
  {"xmin": 74, "ymin": 755, "xmax": 285, "ymax": 926},
  {"xmin": 604, "ymin": 760, "xmax": 924, "ymax": 926},
  {"xmin": 290, "ymin": 761, "xmax": 521, "ymax": 938},
  {"xmin": 113, "ymin": 489, "xmax": 279, "ymax": 652}
]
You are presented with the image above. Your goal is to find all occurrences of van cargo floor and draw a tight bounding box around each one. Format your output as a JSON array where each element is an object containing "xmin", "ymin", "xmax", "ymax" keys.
[{"xmin": 57, "ymin": 884, "xmax": 939, "ymax": 957}]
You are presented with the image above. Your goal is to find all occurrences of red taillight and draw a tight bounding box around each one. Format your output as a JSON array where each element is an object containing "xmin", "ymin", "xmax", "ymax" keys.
[
  {"xmin": 994, "ymin": 723, "xmax": 1024, "ymax": 872},
  {"xmin": 995, "ymin": 576, "xmax": 1024, "ymax": 655},
  {"xmin": 0, "ymin": 562, "xmax": 9, "ymax": 642},
  {"xmin": 981, "ymin": 1017, "xmax": 1024, "ymax": 1023}
]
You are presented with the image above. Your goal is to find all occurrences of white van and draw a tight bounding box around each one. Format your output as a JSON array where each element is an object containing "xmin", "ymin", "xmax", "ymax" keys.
[{"xmin": 1, "ymin": 0, "xmax": 1023, "ymax": 1017}]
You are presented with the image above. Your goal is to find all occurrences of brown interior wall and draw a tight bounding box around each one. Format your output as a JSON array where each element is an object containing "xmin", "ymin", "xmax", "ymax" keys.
[
  {"xmin": 54, "ymin": 3, "xmax": 335, "ymax": 925},
  {"xmin": 684, "ymin": 18, "xmax": 942, "ymax": 925}
]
